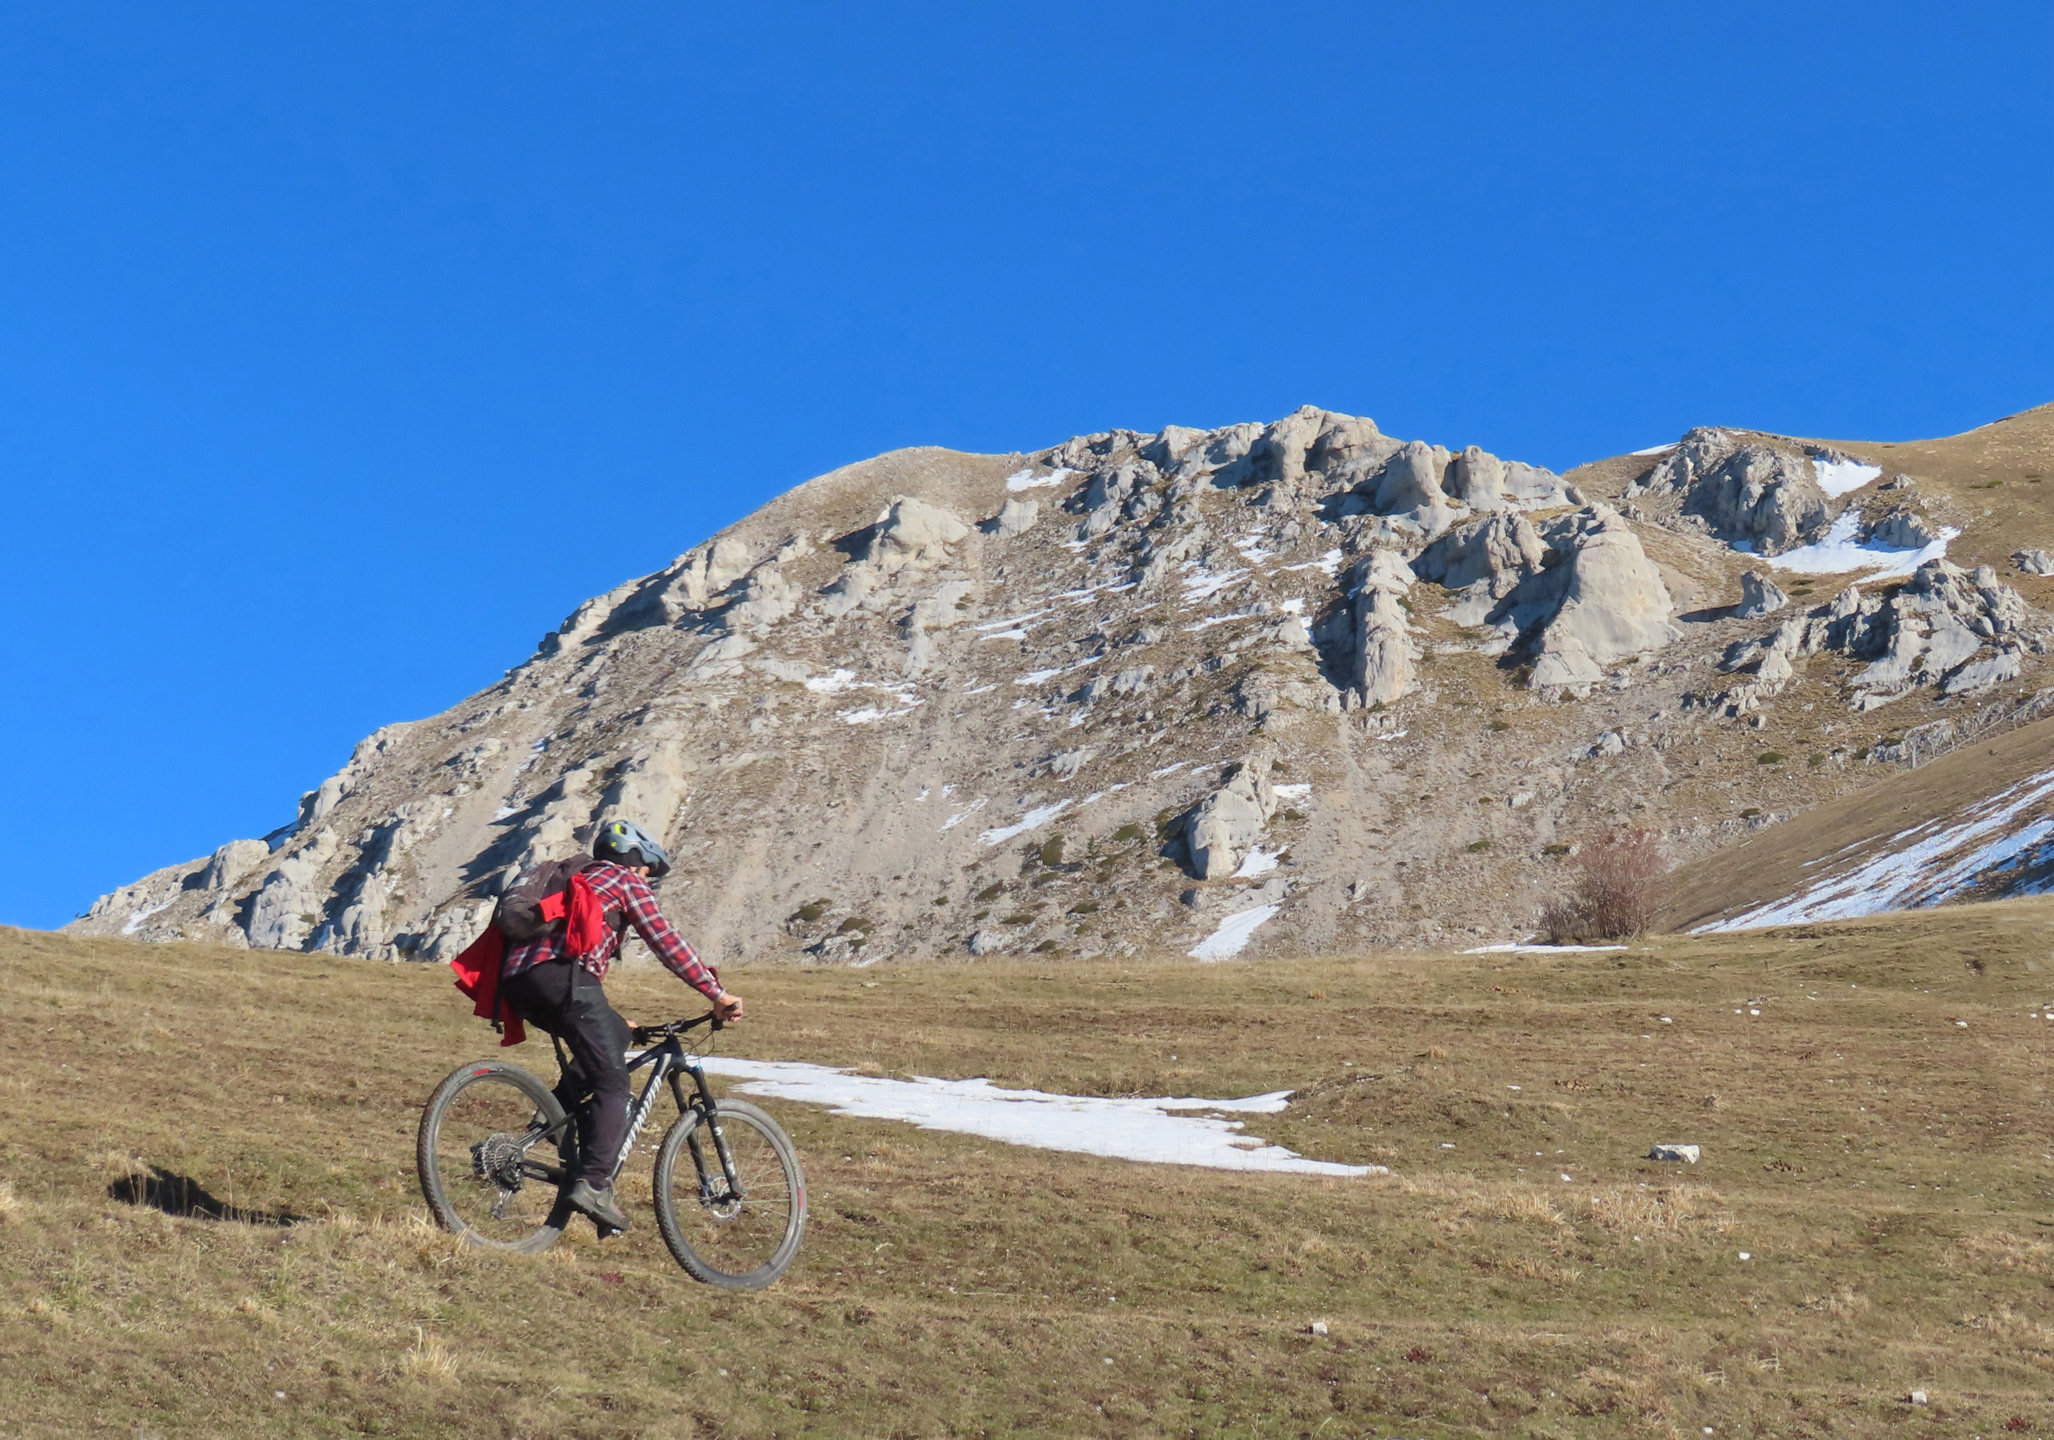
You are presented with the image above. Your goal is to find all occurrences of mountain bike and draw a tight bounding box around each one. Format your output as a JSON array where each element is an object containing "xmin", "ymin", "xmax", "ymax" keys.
[{"xmin": 416, "ymin": 1013, "xmax": 806, "ymax": 1289}]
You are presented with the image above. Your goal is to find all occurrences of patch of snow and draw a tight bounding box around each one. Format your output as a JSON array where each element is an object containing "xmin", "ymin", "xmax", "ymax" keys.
[
  {"xmin": 914, "ymin": 788, "xmax": 930, "ymax": 802},
  {"xmin": 1463, "ymin": 943, "xmax": 1628, "ymax": 954},
  {"xmin": 694, "ymin": 1057, "xmax": 1379, "ymax": 1177},
  {"xmin": 1180, "ymin": 567, "xmax": 1252, "ymax": 605},
  {"xmin": 1183, "ymin": 610, "xmax": 1263, "ymax": 633},
  {"xmin": 804, "ymin": 669, "xmax": 862, "ymax": 694},
  {"xmin": 1279, "ymin": 597, "xmax": 1306, "ymax": 614},
  {"xmin": 121, "ymin": 899, "xmax": 174, "ymax": 936},
  {"xmin": 1005, "ymin": 466, "xmax": 1075, "ymax": 493},
  {"xmin": 1280, "ymin": 549, "xmax": 1344, "ymax": 577},
  {"xmin": 1191, "ymin": 903, "xmax": 1282, "ymax": 961},
  {"xmin": 1233, "ymin": 847, "xmax": 1282, "ymax": 879},
  {"xmin": 1151, "ymin": 760, "xmax": 1192, "ymax": 778},
  {"xmin": 1761, "ymin": 511, "xmax": 1958, "ymax": 578},
  {"xmin": 493, "ymin": 804, "xmax": 519, "ymax": 821},
  {"xmin": 979, "ymin": 799, "xmax": 1072, "ymax": 847},
  {"xmin": 1630, "ymin": 442, "xmax": 1679, "ymax": 457},
  {"xmin": 962, "ymin": 682, "xmax": 997, "ymax": 695},
  {"xmin": 977, "ymin": 610, "xmax": 1048, "ymax": 632},
  {"xmin": 1272, "ymin": 784, "xmax": 1312, "ymax": 800},
  {"xmin": 940, "ymin": 797, "xmax": 989, "ymax": 832},
  {"xmin": 1015, "ymin": 668, "xmax": 1065, "ymax": 687},
  {"xmin": 979, "ymin": 630, "xmax": 1028, "ymax": 642},
  {"xmin": 1812, "ymin": 455, "xmax": 1884, "ymax": 499}
]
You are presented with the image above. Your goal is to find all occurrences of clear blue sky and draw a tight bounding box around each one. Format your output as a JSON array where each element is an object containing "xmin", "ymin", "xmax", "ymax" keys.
[{"xmin": 3, "ymin": 3, "xmax": 2050, "ymax": 929}]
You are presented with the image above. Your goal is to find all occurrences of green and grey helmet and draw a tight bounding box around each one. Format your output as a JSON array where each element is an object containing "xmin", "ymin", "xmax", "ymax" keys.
[{"xmin": 594, "ymin": 819, "xmax": 672, "ymax": 879}]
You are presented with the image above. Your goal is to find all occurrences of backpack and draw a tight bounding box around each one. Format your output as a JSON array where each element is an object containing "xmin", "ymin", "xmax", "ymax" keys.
[
  {"xmin": 493, "ymin": 853, "xmax": 630, "ymax": 960},
  {"xmin": 493, "ymin": 855, "xmax": 596, "ymax": 943}
]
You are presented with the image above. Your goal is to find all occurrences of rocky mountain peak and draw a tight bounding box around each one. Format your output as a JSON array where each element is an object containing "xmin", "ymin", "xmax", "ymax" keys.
[{"xmin": 76, "ymin": 406, "xmax": 2052, "ymax": 964}]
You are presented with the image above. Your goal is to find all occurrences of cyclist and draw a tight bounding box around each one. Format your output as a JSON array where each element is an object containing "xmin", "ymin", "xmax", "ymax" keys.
[{"xmin": 499, "ymin": 818, "xmax": 743, "ymax": 1234}]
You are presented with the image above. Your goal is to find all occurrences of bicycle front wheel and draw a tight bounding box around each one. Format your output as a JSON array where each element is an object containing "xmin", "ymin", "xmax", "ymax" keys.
[
  {"xmin": 652, "ymin": 1098, "xmax": 807, "ymax": 1289},
  {"xmin": 417, "ymin": 1059, "xmax": 575, "ymax": 1253}
]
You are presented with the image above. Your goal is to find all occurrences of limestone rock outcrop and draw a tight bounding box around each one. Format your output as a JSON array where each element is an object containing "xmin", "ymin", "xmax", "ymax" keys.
[
  {"xmin": 1183, "ymin": 758, "xmax": 1279, "ymax": 880},
  {"xmin": 1866, "ymin": 508, "xmax": 1943, "ymax": 550},
  {"xmin": 872, "ymin": 497, "xmax": 969, "ymax": 571},
  {"xmin": 1412, "ymin": 513, "xmax": 1547, "ymax": 627},
  {"xmin": 1720, "ymin": 559, "xmax": 2039, "ymax": 707},
  {"xmin": 1629, "ymin": 428, "xmax": 1831, "ymax": 555},
  {"xmin": 988, "ymin": 497, "xmax": 1039, "ymax": 538},
  {"xmin": 201, "ymin": 838, "xmax": 271, "ymax": 892},
  {"xmin": 1414, "ymin": 506, "xmax": 1678, "ymax": 686},
  {"xmin": 1351, "ymin": 551, "xmax": 1420, "ymax": 706},
  {"xmin": 1527, "ymin": 510, "xmax": 1679, "ymax": 672},
  {"xmin": 1734, "ymin": 570, "xmax": 1787, "ymax": 619}
]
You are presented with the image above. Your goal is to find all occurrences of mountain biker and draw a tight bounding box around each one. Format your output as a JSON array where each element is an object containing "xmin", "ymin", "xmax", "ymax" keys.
[{"xmin": 498, "ymin": 818, "xmax": 743, "ymax": 1234}]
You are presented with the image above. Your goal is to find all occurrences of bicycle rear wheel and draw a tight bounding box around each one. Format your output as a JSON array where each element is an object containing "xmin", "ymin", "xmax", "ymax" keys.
[
  {"xmin": 417, "ymin": 1059, "xmax": 575, "ymax": 1253},
  {"xmin": 652, "ymin": 1098, "xmax": 806, "ymax": 1289}
]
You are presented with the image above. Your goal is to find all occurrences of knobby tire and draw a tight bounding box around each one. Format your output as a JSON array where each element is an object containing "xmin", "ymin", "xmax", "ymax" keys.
[
  {"xmin": 652, "ymin": 1098, "xmax": 807, "ymax": 1289},
  {"xmin": 417, "ymin": 1058, "xmax": 574, "ymax": 1254}
]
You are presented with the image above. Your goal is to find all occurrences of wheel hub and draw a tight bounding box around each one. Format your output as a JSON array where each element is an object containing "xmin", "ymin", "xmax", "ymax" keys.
[{"xmin": 472, "ymin": 1132, "xmax": 528, "ymax": 1193}]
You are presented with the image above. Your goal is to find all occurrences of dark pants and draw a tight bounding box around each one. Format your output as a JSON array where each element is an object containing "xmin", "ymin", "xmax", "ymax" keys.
[{"xmin": 501, "ymin": 958, "xmax": 630, "ymax": 1187}]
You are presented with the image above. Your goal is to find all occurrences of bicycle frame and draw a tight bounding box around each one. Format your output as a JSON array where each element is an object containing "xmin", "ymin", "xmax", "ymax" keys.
[{"xmin": 550, "ymin": 1028, "xmax": 747, "ymax": 1201}]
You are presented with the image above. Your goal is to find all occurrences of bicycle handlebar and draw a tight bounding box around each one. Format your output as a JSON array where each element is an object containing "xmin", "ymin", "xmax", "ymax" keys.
[{"xmin": 630, "ymin": 1013, "xmax": 722, "ymax": 1046}]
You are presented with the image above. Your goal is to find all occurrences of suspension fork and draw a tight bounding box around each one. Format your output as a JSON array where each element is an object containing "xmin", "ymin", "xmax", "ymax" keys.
[{"xmin": 675, "ymin": 1053, "xmax": 745, "ymax": 1198}]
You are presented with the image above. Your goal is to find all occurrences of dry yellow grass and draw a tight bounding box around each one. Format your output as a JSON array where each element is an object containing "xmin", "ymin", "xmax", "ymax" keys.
[{"xmin": 4, "ymin": 910, "xmax": 2054, "ymax": 1437}]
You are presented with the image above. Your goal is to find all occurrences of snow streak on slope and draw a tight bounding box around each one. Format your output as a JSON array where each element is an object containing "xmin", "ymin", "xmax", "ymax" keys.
[
  {"xmin": 696, "ymin": 1057, "xmax": 1380, "ymax": 1176},
  {"xmin": 1700, "ymin": 765, "xmax": 2054, "ymax": 931}
]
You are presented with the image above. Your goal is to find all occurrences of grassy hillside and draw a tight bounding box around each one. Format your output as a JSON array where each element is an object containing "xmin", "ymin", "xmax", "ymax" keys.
[
  {"xmin": 1659, "ymin": 708, "xmax": 2054, "ymax": 931},
  {"xmin": 4, "ymin": 920, "xmax": 2054, "ymax": 1438}
]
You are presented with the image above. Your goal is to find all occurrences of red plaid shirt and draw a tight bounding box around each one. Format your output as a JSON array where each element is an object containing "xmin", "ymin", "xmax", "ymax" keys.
[{"xmin": 501, "ymin": 860, "xmax": 720, "ymax": 996}]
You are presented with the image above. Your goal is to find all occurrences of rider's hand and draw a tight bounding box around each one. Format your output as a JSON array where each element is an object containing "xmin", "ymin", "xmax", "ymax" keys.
[{"xmin": 712, "ymin": 989, "xmax": 744, "ymax": 1022}]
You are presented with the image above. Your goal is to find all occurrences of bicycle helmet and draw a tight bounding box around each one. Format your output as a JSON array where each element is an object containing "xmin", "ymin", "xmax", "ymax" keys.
[{"xmin": 594, "ymin": 818, "xmax": 672, "ymax": 879}]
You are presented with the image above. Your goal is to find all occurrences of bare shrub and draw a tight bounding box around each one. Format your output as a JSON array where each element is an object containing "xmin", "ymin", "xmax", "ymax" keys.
[{"xmin": 1542, "ymin": 829, "xmax": 1666, "ymax": 942}]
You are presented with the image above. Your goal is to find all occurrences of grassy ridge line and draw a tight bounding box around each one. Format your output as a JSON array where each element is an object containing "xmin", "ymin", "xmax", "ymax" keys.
[{"xmin": 3, "ymin": 917, "xmax": 2053, "ymax": 1438}]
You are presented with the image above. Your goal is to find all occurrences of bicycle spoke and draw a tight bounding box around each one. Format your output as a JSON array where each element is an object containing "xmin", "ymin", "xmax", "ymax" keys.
[{"xmin": 426, "ymin": 1071, "xmax": 570, "ymax": 1247}]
